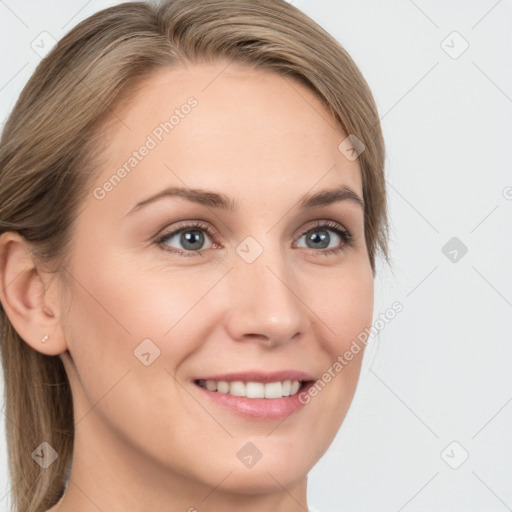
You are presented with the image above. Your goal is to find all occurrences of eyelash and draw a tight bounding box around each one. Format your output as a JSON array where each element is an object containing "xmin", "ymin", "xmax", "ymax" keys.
[{"xmin": 154, "ymin": 220, "xmax": 354, "ymax": 258}]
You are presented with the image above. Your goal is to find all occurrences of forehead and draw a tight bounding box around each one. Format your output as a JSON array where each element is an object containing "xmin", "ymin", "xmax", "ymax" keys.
[{"xmin": 90, "ymin": 61, "xmax": 362, "ymax": 212}]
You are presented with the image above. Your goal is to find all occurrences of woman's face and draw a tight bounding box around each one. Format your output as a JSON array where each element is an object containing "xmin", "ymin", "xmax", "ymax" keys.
[{"xmin": 57, "ymin": 61, "xmax": 373, "ymax": 501}]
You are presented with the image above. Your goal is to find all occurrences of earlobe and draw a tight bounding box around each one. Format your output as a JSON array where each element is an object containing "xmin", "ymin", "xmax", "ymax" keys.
[{"xmin": 0, "ymin": 231, "xmax": 68, "ymax": 356}]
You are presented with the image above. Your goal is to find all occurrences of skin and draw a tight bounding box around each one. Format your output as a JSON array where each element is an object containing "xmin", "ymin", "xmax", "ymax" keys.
[{"xmin": 0, "ymin": 60, "xmax": 374, "ymax": 512}]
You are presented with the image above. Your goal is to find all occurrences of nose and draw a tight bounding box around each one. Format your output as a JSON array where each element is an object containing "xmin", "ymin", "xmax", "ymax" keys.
[{"xmin": 223, "ymin": 247, "xmax": 308, "ymax": 348}]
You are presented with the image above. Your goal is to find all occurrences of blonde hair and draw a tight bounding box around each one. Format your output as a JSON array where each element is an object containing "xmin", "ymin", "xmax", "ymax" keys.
[{"xmin": 0, "ymin": 1, "xmax": 389, "ymax": 510}]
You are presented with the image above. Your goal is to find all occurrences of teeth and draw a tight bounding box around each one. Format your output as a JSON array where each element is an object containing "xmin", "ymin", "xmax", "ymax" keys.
[
  {"xmin": 197, "ymin": 379, "xmax": 303, "ymax": 399},
  {"xmin": 264, "ymin": 382, "xmax": 282, "ymax": 399},
  {"xmin": 217, "ymin": 381, "xmax": 229, "ymax": 394},
  {"xmin": 205, "ymin": 380, "xmax": 217, "ymax": 391},
  {"xmin": 246, "ymin": 382, "xmax": 265, "ymax": 398},
  {"xmin": 230, "ymin": 381, "xmax": 246, "ymax": 397}
]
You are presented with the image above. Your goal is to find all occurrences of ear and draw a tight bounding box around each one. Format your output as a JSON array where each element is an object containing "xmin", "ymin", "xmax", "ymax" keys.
[{"xmin": 0, "ymin": 231, "xmax": 68, "ymax": 356}]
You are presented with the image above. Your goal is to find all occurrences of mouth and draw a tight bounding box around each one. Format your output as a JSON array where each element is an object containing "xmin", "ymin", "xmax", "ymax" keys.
[
  {"xmin": 191, "ymin": 371, "xmax": 316, "ymax": 420},
  {"xmin": 194, "ymin": 378, "xmax": 310, "ymax": 399}
]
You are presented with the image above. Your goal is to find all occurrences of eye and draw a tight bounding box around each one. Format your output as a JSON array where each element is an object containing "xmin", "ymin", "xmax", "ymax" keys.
[
  {"xmin": 155, "ymin": 219, "xmax": 353, "ymax": 258},
  {"xmin": 156, "ymin": 221, "xmax": 216, "ymax": 257},
  {"xmin": 295, "ymin": 220, "xmax": 353, "ymax": 255}
]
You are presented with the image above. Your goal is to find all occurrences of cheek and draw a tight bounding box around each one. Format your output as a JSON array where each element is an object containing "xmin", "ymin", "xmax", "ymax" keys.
[
  {"xmin": 305, "ymin": 261, "xmax": 374, "ymax": 354},
  {"xmin": 298, "ymin": 262, "xmax": 373, "ymax": 432},
  {"xmin": 67, "ymin": 248, "xmax": 215, "ymax": 344},
  {"xmin": 61, "ymin": 251, "xmax": 230, "ymax": 400},
  {"xmin": 60, "ymin": 257, "xmax": 209, "ymax": 452}
]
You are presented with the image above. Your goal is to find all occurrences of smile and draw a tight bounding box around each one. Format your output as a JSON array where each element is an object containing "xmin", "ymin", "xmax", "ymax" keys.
[
  {"xmin": 192, "ymin": 370, "xmax": 316, "ymax": 419},
  {"xmin": 195, "ymin": 379, "xmax": 303, "ymax": 399}
]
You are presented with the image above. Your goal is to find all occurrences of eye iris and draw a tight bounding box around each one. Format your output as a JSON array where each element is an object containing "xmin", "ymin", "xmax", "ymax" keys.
[
  {"xmin": 306, "ymin": 229, "xmax": 330, "ymax": 249},
  {"xmin": 181, "ymin": 230, "xmax": 204, "ymax": 250}
]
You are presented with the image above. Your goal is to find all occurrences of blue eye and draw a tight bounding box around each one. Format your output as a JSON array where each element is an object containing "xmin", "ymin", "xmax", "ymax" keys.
[
  {"xmin": 295, "ymin": 221, "xmax": 353, "ymax": 255},
  {"xmin": 157, "ymin": 222, "xmax": 214, "ymax": 256},
  {"xmin": 155, "ymin": 220, "xmax": 353, "ymax": 257}
]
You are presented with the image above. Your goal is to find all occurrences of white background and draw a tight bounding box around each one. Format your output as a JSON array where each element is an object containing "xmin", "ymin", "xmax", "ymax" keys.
[{"xmin": 1, "ymin": 1, "xmax": 511, "ymax": 511}]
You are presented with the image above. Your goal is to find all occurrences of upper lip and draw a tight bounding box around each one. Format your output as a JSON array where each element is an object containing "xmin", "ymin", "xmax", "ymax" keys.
[{"xmin": 194, "ymin": 370, "xmax": 316, "ymax": 383}]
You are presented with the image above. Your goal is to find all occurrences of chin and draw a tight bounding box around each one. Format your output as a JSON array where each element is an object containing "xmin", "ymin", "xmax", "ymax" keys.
[
  {"xmin": 211, "ymin": 465, "xmax": 309, "ymax": 495},
  {"xmin": 195, "ymin": 441, "xmax": 316, "ymax": 494}
]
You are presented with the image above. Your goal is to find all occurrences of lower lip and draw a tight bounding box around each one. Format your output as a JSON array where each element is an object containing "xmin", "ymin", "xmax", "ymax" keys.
[{"xmin": 194, "ymin": 381, "xmax": 314, "ymax": 420}]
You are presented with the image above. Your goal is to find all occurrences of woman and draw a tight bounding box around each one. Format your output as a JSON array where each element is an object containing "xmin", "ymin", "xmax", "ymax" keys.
[{"xmin": 0, "ymin": 1, "xmax": 389, "ymax": 511}]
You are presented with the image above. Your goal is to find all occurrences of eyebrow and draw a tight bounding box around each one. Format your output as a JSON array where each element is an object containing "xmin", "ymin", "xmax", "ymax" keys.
[{"xmin": 126, "ymin": 183, "xmax": 364, "ymax": 216}]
